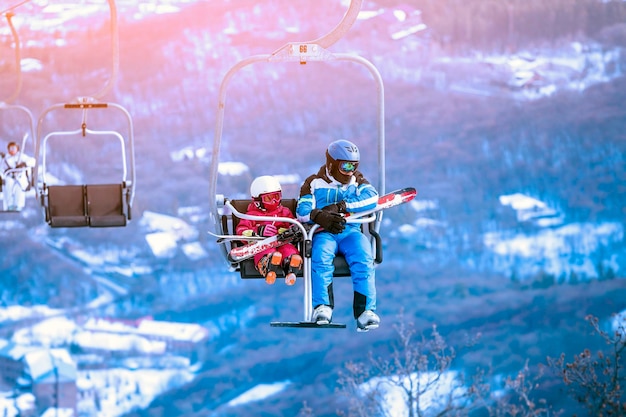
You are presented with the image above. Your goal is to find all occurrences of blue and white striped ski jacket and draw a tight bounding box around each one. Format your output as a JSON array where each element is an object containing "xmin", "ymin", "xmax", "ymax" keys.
[{"xmin": 296, "ymin": 165, "xmax": 378, "ymax": 225}]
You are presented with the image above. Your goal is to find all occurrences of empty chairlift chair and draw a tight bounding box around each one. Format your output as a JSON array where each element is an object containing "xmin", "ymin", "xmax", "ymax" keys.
[{"xmin": 36, "ymin": 101, "xmax": 136, "ymax": 228}]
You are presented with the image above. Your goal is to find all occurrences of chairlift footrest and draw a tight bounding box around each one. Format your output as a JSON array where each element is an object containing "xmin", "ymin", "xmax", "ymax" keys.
[{"xmin": 270, "ymin": 321, "xmax": 346, "ymax": 329}]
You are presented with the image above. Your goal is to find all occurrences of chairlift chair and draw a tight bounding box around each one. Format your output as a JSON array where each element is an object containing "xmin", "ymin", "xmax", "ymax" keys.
[
  {"xmin": 35, "ymin": 99, "xmax": 136, "ymax": 228},
  {"xmin": 0, "ymin": 104, "xmax": 37, "ymax": 212},
  {"xmin": 208, "ymin": 0, "xmax": 386, "ymax": 328},
  {"xmin": 0, "ymin": 12, "xmax": 37, "ymax": 212},
  {"xmin": 30, "ymin": 0, "xmax": 136, "ymax": 228}
]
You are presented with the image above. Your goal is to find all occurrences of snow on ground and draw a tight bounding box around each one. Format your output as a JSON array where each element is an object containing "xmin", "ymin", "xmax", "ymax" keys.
[
  {"xmin": 41, "ymin": 408, "xmax": 75, "ymax": 417},
  {"xmin": 0, "ymin": 358, "xmax": 193, "ymax": 417},
  {"xmin": 140, "ymin": 211, "xmax": 198, "ymax": 238},
  {"xmin": 78, "ymin": 368, "xmax": 194, "ymax": 417},
  {"xmin": 360, "ymin": 371, "xmax": 466, "ymax": 417},
  {"xmin": 483, "ymin": 193, "xmax": 623, "ymax": 279},
  {"xmin": 181, "ymin": 241, "xmax": 209, "ymax": 260},
  {"xmin": 0, "ymin": 311, "xmax": 202, "ymax": 417},
  {"xmin": 397, "ymin": 192, "xmax": 624, "ymax": 280},
  {"xmin": 484, "ymin": 222, "xmax": 623, "ymax": 268},
  {"xmin": 12, "ymin": 316, "xmax": 77, "ymax": 347},
  {"xmin": 612, "ymin": 310, "xmax": 626, "ymax": 336},
  {"xmin": 218, "ymin": 161, "xmax": 250, "ymax": 176},
  {"xmin": 227, "ymin": 380, "xmax": 292, "ymax": 407},
  {"xmin": 144, "ymin": 231, "xmax": 179, "ymax": 258},
  {"xmin": 0, "ymin": 393, "xmax": 36, "ymax": 417},
  {"xmin": 140, "ymin": 210, "xmax": 200, "ymax": 258},
  {"xmin": 499, "ymin": 193, "xmax": 559, "ymax": 223},
  {"xmin": 0, "ymin": 304, "xmax": 63, "ymax": 324}
]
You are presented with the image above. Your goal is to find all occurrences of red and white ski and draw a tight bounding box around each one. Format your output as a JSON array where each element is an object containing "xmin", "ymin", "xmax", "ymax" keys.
[
  {"xmin": 228, "ymin": 225, "xmax": 303, "ymax": 263},
  {"xmin": 227, "ymin": 187, "xmax": 417, "ymax": 263},
  {"xmin": 347, "ymin": 187, "xmax": 417, "ymax": 220}
]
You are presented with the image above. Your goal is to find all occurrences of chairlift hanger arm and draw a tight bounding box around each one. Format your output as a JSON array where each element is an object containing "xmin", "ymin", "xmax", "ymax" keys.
[
  {"xmin": 270, "ymin": 0, "xmax": 362, "ymax": 63},
  {"xmin": 1, "ymin": 11, "xmax": 36, "ymax": 160},
  {"xmin": 306, "ymin": 0, "xmax": 362, "ymax": 49},
  {"xmin": 2, "ymin": 11, "xmax": 23, "ymax": 104},
  {"xmin": 90, "ymin": 0, "xmax": 119, "ymax": 100}
]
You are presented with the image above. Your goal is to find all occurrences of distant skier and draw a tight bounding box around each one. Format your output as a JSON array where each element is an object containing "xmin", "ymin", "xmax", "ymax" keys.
[
  {"xmin": 1, "ymin": 141, "xmax": 35, "ymax": 211},
  {"xmin": 296, "ymin": 139, "xmax": 380, "ymax": 331},
  {"xmin": 236, "ymin": 175, "xmax": 303, "ymax": 286}
]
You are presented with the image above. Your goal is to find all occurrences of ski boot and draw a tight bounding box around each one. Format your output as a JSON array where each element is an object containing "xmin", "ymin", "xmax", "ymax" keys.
[
  {"xmin": 257, "ymin": 251, "xmax": 282, "ymax": 285},
  {"xmin": 356, "ymin": 310, "xmax": 380, "ymax": 332},
  {"xmin": 283, "ymin": 254, "xmax": 303, "ymax": 286},
  {"xmin": 312, "ymin": 305, "xmax": 333, "ymax": 325}
]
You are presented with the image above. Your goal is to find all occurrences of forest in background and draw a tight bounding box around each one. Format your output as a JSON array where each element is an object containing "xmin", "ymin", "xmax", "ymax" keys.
[{"xmin": 0, "ymin": 0, "xmax": 625, "ymax": 415}]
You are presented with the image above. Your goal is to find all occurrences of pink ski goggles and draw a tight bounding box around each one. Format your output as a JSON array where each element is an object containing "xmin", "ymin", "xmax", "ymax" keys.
[{"xmin": 260, "ymin": 191, "xmax": 282, "ymax": 205}]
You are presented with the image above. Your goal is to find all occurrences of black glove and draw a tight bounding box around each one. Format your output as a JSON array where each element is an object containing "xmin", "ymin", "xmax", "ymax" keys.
[
  {"xmin": 322, "ymin": 201, "xmax": 347, "ymax": 214},
  {"xmin": 311, "ymin": 209, "xmax": 345, "ymax": 234}
]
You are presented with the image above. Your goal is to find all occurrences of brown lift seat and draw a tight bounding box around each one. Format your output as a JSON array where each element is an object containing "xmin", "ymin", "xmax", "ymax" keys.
[
  {"xmin": 46, "ymin": 185, "xmax": 89, "ymax": 227},
  {"xmin": 86, "ymin": 184, "xmax": 127, "ymax": 227},
  {"xmin": 44, "ymin": 183, "xmax": 129, "ymax": 228}
]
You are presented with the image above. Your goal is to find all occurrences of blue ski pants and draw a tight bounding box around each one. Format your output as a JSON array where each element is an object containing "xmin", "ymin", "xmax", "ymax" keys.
[{"xmin": 311, "ymin": 226, "xmax": 376, "ymax": 313}]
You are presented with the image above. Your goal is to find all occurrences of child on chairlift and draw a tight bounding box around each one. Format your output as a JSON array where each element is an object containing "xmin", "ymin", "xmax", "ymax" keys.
[{"xmin": 236, "ymin": 175, "xmax": 303, "ymax": 286}]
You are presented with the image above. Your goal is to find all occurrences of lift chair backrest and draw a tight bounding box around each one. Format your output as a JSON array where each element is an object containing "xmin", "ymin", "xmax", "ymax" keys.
[{"xmin": 46, "ymin": 183, "xmax": 127, "ymax": 228}]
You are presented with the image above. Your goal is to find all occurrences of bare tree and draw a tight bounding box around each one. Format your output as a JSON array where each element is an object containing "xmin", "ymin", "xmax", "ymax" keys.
[
  {"xmin": 487, "ymin": 360, "xmax": 556, "ymax": 417},
  {"xmin": 336, "ymin": 318, "xmax": 488, "ymax": 417},
  {"xmin": 547, "ymin": 314, "xmax": 626, "ymax": 416},
  {"xmin": 335, "ymin": 314, "xmax": 562, "ymax": 417},
  {"xmin": 335, "ymin": 313, "xmax": 626, "ymax": 417}
]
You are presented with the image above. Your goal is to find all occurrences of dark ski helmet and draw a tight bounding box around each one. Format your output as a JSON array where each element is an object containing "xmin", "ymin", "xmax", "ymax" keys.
[{"xmin": 326, "ymin": 139, "xmax": 360, "ymax": 184}]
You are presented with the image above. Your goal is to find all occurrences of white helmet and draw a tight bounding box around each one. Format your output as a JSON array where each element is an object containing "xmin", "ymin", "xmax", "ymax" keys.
[{"xmin": 250, "ymin": 175, "xmax": 282, "ymax": 198}]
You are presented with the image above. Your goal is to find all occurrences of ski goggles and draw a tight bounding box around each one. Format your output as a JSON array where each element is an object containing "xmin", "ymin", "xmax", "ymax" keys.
[
  {"xmin": 260, "ymin": 191, "xmax": 282, "ymax": 204},
  {"xmin": 338, "ymin": 161, "xmax": 358, "ymax": 173}
]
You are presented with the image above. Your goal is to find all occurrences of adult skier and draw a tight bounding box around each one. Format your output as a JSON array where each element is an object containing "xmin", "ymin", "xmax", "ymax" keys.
[{"xmin": 296, "ymin": 139, "xmax": 380, "ymax": 331}]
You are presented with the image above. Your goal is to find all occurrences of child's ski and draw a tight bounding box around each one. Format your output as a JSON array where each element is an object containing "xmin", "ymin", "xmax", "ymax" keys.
[
  {"xmin": 227, "ymin": 187, "xmax": 417, "ymax": 263},
  {"xmin": 228, "ymin": 225, "xmax": 303, "ymax": 263}
]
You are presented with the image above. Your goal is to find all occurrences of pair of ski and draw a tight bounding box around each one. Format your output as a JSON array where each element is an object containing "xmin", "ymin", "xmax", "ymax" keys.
[{"xmin": 226, "ymin": 187, "xmax": 417, "ymax": 263}]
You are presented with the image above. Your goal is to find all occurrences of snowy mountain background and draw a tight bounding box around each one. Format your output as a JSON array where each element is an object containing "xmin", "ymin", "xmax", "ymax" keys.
[{"xmin": 1, "ymin": 0, "xmax": 625, "ymax": 416}]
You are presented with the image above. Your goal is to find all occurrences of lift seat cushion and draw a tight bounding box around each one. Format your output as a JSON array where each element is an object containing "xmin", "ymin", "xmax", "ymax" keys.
[
  {"xmin": 46, "ymin": 183, "xmax": 127, "ymax": 228},
  {"xmin": 86, "ymin": 184, "xmax": 127, "ymax": 227},
  {"xmin": 47, "ymin": 185, "xmax": 89, "ymax": 227}
]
